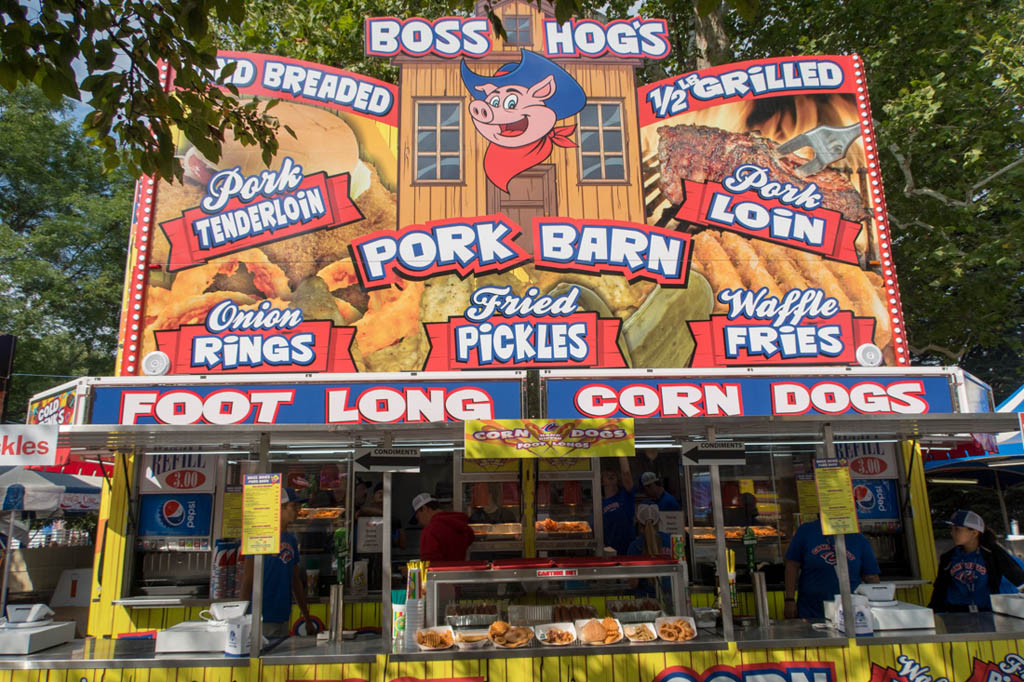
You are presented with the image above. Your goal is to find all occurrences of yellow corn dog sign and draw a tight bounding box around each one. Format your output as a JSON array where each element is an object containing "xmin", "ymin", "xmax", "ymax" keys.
[{"xmin": 464, "ymin": 418, "xmax": 634, "ymax": 458}]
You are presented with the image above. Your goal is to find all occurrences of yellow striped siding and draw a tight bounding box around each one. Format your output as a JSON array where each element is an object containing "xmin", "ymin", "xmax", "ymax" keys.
[{"xmin": 904, "ymin": 440, "xmax": 938, "ymax": 588}]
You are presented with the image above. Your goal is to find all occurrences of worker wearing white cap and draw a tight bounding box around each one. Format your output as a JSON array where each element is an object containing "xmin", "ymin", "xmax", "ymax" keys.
[
  {"xmin": 640, "ymin": 471, "xmax": 681, "ymax": 511},
  {"xmin": 929, "ymin": 510, "xmax": 1024, "ymax": 612},
  {"xmin": 411, "ymin": 492, "xmax": 475, "ymax": 562}
]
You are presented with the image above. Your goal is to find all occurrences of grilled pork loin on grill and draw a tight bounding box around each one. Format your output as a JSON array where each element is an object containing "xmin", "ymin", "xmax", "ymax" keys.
[{"xmin": 657, "ymin": 124, "xmax": 870, "ymax": 224}]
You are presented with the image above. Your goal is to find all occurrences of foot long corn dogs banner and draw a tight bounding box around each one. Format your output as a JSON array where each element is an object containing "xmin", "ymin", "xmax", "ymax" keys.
[{"xmin": 118, "ymin": 10, "xmax": 906, "ymax": 376}]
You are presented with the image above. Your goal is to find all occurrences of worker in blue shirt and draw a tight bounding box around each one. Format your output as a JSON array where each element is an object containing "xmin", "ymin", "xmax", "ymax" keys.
[
  {"xmin": 640, "ymin": 471, "xmax": 681, "ymax": 512},
  {"xmin": 930, "ymin": 510, "xmax": 1024, "ymax": 612},
  {"xmin": 242, "ymin": 488, "xmax": 313, "ymax": 638},
  {"xmin": 784, "ymin": 519, "xmax": 880, "ymax": 619},
  {"xmin": 601, "ymin": 458, "xmax": 636, "ymax": 556}
]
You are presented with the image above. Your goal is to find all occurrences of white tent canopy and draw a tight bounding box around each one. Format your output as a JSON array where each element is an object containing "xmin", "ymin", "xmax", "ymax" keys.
[{"xmin": 0, "ymin": 468, "xmax": 64, "ymax": 512}]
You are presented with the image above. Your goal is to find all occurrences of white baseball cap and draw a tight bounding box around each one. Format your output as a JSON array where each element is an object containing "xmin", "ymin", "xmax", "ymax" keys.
[
  {"xmin": 641, "ymin": 472, "xmax": 659, "ymax": 487},
  {"xmin": 946, "ymin": 509, "xmax": 985, "ymax": 532},
  {"xmin": 411, "ymin": 492, "xmax": 436, "ymax": 513}
]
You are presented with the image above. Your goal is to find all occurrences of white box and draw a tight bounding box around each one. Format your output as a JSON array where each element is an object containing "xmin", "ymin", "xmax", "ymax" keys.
[
  {"xmin": 991, "ymin": 593, "xmax": 1024, "ymax": 619},
  {"xmin": 0, "ymin": 621, "xmax": 74, "ymax": 654},
  {"xmin": 155, "ymin": 621, "xmax": 229, "ymax": 653}
]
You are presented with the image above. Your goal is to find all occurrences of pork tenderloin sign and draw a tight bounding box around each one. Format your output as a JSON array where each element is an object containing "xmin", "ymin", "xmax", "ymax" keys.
[{"xmin": 119, "ymin": 5, "xmax": 903, "ymax": 376}]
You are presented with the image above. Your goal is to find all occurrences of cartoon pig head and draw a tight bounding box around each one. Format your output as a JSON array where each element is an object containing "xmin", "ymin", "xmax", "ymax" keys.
[
  {"xmin": 461, "ymin": 50, "xmax": 587, "ymax": 192},
  {"xmin": 468, "ymin": 76, "xmax": 559, "ymax": 148}
]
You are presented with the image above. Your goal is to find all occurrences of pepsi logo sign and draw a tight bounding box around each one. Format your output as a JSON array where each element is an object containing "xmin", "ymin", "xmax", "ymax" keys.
[
  {"xmin": 160, "ymin": 499, "xmax": 198, "ymax": 529},
  {"xmin": 162, "ymin": 500, "xmax": 185, "ymax": 526}
]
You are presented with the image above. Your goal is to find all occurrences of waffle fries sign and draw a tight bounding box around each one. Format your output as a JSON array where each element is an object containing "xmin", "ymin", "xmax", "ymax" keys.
[
  {"xmin": 118, "ymin": 5, "xmax": 905, "ymax": 376},
  {"xmin": 465, "ymin": 419, "xmax": 634, "ymax": 458}
]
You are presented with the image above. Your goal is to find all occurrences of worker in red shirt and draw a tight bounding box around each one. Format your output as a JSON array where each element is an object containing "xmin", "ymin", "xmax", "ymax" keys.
[{"xmin": 410, "ymin": 493, "xmax": 475, "ymax": 561}]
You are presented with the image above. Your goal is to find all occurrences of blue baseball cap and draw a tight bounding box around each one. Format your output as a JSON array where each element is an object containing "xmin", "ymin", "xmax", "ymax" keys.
[
  {"xmin": 946, "ymin": 509, "xmax": 984, "ymax": 532},
  {"xmin": 281, "ymin": 487, "xmax": 308, "ymax": 504}
]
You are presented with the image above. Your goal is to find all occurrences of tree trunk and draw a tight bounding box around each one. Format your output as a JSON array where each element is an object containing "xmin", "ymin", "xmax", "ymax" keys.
[{"xmin": 692, "ymin": 0, "xmax": 730, "ymax": 68}]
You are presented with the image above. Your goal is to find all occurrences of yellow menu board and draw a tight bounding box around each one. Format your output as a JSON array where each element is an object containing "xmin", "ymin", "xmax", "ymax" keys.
[
  {"xmin": 815, "ymin": 465, "xmax": 859, "ymax": 535},
  {"xmin": 242, "ymin": 473, "xmax": 281, "ymax": 555},
  {"xmin": 221, "ymin": 486, "xmax": 242, "ymax": 538},
  {"xmin": 796, "ymin": 474, "xmax": 820, "ymax": 516}
]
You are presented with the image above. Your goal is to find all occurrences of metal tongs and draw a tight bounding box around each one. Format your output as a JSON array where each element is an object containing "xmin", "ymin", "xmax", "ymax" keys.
[{"xmin": 776, "ymin": 123, "xmax": 861, "ymax": 177}]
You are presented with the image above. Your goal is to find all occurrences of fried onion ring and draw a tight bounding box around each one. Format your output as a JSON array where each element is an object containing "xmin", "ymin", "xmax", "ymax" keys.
[
  {"xmin": 316, "ymin": 259, "xmax": 359, "ymax": 291},
  {"xmin": 354, "ymin": 281, "xmax": 425, "ymax": 355},
  {"xmin": 142, "ymin": 291, "xmax": 259, "ymax": 358},
  {"xmin": 170, "ymin": 249, "xmax": 291, "ymax": 301}
]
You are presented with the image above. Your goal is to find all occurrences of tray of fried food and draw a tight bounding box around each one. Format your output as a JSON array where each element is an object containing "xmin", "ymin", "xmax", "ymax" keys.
[
  {"xmin": 487, "ymin": 620, "xmax": 534, "ymax": 648},
  {"xmin": 297, "ymin": 507, "xmax": 343, "ymax": 519},
  {"xmin": 623, "ymin": 623, "xmax": 658, "ymax": 643},
  {"xmin": 415, "ymin": 626, "xmax": 455, "ymax": 650},
  {"xmin": 575, "ymin": 617, "xmax": 623, "ymax": 645},
  {"xmin": 535, "ymin": 622, "xmax": 577, "ymax": 646},
  {"xmin": 453, "ymin": 629, "xmax": 491, "ymax": 650},
  {"xmin": 535, "ymin": 519, "xmax": 592, "ymax": 536},
  {"xmin": 446, "ymin": 602, "xmax": 500, "ymax": 628},
  {"xmin": 655, "ymin": 616, "xmax": 697, "ymax": 642},
  {"xmin": 752, "ymin": 526, "xmax": 781, "ymax": 537},
  {"xmin": 551, "ymin": 604, "xmax": 598, "ymax": 623}
]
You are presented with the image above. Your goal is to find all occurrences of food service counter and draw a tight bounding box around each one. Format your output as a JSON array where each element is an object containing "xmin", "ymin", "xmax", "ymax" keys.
[
  {"xmin": 0, "ymin": 637, "xmax": 250, "ymax": 669},
  {"xmin": 733, "ymin": 611, "xmax": 1024, "ymax": 649}
]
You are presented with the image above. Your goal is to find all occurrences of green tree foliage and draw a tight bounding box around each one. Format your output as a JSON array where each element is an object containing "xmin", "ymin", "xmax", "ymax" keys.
[
  {"xmin": 0, "ymin": 86, "xmax": 132, "ymax": 421},
  {"xmin": 0, "ymin": 0, "xmax": 282, "ymax": 180}
]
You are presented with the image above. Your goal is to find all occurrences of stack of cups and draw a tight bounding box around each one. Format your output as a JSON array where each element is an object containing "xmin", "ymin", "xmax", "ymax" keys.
[{"xmin": 404, "ymin": 598, "xmax": 424, "ymax": 650}]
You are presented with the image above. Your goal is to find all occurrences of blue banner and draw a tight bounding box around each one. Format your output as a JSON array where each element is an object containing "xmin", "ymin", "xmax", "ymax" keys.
[
  {"xmin": 90, "ymin": 379, "xmax": 523, "ymax": 425},
  {"xmin": 545, "ymin": 375, "xmax": 955, "ymax": 418}
]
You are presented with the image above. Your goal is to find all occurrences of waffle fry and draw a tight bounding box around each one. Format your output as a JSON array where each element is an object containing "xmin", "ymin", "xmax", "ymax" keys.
[{"xmin": 691, "ymin": 229, "xmax": 893, "ymax": 355}]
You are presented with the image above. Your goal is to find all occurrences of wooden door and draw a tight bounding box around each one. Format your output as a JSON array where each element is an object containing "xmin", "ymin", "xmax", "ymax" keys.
[{"xmin": 486, "ymin": 165, "xmax": 556, "ymax": 255}]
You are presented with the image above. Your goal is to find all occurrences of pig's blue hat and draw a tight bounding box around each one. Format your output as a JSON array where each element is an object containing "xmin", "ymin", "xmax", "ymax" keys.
[{"xmin": 460, "ymin": 49, "xmax": 586, "ymax": 121}]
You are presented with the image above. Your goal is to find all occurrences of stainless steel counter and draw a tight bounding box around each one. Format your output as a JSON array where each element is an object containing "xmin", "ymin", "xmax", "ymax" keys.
[
  {"xmin": 6, "ymin": 612, "xmax": 1024, "ymax": 667},
  {"xmin": 735, "ymin": 612, "xmax": 1024, "ymax": 649},
  {"xmin": 261, "ymin": 636, "xmax": 382, "ymax": 664},
  {"xmin": 0, "ymin": 638, "xmax": 251, "ymax": 669}
]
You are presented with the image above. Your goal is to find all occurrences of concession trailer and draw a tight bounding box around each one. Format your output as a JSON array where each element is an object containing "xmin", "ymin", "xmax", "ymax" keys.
[{"xmin": 10, "ymin": 2, "xmax": 1024, "ymax": 682}]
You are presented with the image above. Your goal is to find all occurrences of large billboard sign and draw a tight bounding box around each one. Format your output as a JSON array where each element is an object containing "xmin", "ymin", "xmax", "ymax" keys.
[
  {"xmin": 638, "ymin": 55, "xmax": 906, "ymax": 368},
  {"xmin": 117, "ymin": 9, "xmax": 904, "ymax": 376}
]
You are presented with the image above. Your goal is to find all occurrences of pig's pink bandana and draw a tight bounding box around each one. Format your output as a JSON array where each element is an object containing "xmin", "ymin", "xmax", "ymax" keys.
[{"xmin": 484, "ymin": 125, "xmax": 577, "ymax": 192}]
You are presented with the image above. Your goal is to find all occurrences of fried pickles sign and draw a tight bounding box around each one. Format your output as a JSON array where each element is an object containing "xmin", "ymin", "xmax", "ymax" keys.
[{"xmin": 120, "ymin": 19, "xmax": 905, "ymax": 376}]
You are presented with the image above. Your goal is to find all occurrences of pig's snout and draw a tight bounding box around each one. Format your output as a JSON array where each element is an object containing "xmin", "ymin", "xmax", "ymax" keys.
[{"xmin": 469, "ymin": 100, "xmax": 493, "ymax": 122}]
